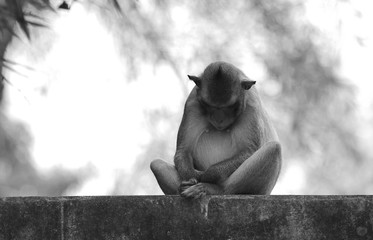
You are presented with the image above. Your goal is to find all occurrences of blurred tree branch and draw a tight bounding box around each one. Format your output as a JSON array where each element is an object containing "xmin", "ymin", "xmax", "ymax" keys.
[
  {"xmin": 0, "ymin": 0, "xmax": 122, "ymax": 197},
  {"xmin": 0, "ymin": 0, "xmax": 122, "ymax": 103},
  {"xmin": 0, "ymin": 0, "xmax": 370, "ymax": 195}
]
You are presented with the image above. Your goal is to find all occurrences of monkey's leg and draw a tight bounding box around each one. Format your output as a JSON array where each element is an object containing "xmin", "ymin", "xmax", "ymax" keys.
[
  {"xmin": 223, "ymin": 141, "xmax": 281, "ymax": 195},
  {"xmin": 150, "ymin": 159, "xmax": 181, "ymax": 195},
  {"xmin": 181, "ymin": 141, "xmax": 281, "ymax": 198}
]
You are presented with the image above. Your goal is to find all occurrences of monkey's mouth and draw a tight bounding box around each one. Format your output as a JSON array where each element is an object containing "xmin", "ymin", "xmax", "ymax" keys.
[
  {"xmin": 215, "ymin": 126, "xmax": 227, "ymax": 131},
  {"xmin": 211, "ymin": 122, "xmax": 230, "ymax": 131}
]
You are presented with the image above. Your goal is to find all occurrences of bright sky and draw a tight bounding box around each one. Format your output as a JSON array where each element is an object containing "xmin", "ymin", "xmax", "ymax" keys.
[
  {"xmin": 3, "ymin": 0, "xmax": 373, "ymax": 195},
  {"xmin": 4, "ymin": 3, "xmax": 187, "ymax": 195}
]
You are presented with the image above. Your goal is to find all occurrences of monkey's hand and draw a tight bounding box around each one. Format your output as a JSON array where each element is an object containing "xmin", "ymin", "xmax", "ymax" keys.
[
  {"xmin": 178, "ymin": 169, "xmax": 204, "ymax": 193},
  {"xmin": 180, "ymin": 182, "xmax": 207, "ymax": 199},
  {"xmin": 179, "ymin": 178, "xmax": 198, "ymax": 194}
]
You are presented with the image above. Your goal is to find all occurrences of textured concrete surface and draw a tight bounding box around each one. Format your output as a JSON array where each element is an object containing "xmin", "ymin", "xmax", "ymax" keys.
[{"xmin": 0, "ymin": 195, "xmax": 372, "ymax": 239}]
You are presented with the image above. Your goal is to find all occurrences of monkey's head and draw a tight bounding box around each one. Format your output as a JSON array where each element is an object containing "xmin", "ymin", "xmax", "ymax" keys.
[{"xmin": 188, "ymin": 62, "xmax": 256, "ymax": 131}]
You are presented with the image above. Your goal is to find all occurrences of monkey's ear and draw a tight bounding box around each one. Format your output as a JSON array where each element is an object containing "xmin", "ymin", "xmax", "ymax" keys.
[
  {"xmin": 188, "ymin": 75, "xmax": 201, "ymax": 87},
  {"xmin": 241, "ymin": 80, "xmax": 256, "ymax": 90}
]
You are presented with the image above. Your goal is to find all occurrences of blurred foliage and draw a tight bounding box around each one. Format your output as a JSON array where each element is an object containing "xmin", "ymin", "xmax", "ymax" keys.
[
  {"xmin": 246, "ymin": 1, "xmax": 367, "ymax": 194},
  {"xmin": 0, "ymin": 111, "xmax": 85, "ymax": 196},
  {"xmin": 0, "ymin": 0, "xmax": 52, "ymax": 40},
  {"xmin": 0, "ymin": 0, "xmax": 121, "ymax": 98},
  {"xmin": 0, "ymin": 0, "xmax": 120, "ymax": 196},
  {"xmin": 0, "ymin": 0, "xmax": 372, "ymax": 196},
  {"xmin": 106, "ymin": 0, "xmax": 371, "ymax": 194}
]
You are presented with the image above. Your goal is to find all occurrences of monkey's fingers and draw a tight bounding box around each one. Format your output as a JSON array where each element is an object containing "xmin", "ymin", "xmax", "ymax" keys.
[
  {"xmin": 180, "ymin": 178, "xmax": 198, "ymax": 187},
  {"xmin": 186, "ymin": 178, "xmax": 198, "ymax": 185}
]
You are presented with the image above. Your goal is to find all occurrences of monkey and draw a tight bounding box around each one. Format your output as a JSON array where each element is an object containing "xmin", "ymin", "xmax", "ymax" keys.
[{"xmin": 150, "ymin": 61, "xmax": 281, "ymax": 198}]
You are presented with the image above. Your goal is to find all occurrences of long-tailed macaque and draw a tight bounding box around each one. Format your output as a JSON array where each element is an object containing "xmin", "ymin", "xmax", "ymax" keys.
[{"xmin": 150, "ymin": 61, "xmax": 281, "ymax": 198}]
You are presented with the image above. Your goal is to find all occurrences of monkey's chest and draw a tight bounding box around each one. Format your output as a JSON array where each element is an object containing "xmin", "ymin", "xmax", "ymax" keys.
[{"xmin": 193, "ymin": 130, "xmax": 238, "ymax": 170}]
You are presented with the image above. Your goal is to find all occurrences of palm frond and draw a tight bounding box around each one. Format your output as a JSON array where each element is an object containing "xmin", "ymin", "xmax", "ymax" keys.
[
  {"xmin": 2, "ymin": 58, "xmax": 36, "ymax": 72},
  {"xmin": 1, "ymin": 0, "xmax": 53, "ymax": 39},
  {"xmin": 111, "ymin": 0, "xmax": 122, "ymax": 12}
]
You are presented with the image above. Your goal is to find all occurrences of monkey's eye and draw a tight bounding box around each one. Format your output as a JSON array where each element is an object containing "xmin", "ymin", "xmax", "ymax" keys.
[
  {"xmin": 199, "ymin": 99, "xmax": 209, "ymax": 108},
  {"xmin": 232, "ymin": 102, "xmax": 240, "ymax": 110},
  {"xmin": 229, "ymin": 102, "xmax": 240, "ymax": 114},
  {"xmin": 198, "ymin": 99, "xmax": 214, "ymax": 114}
]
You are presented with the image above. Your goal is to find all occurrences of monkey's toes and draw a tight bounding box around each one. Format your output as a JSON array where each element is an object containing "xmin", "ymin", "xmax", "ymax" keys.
[
  {"xmin": 179, "ymin": 178, "xmax": 198, "ymax": 193},
  {"xmin": 180, "ymin": 183, "xmax": 206, "ymax": 199}
]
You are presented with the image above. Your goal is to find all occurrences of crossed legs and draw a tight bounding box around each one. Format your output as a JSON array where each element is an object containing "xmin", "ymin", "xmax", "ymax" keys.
[{"xmin": 150, "ymin": 141, "xmax": 281, "ymax": 197}]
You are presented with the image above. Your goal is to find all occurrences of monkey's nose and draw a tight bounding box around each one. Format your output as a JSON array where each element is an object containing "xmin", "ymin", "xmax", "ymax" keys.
[
  {"xmin": 216, "ymin": 118, "xmax": 224, "ymax": 124},
  {"xmin": 213, "ymin": 119, "xmax": 226, "ymax": 130},
  {"xmin": 215, "ymin": 125, "xmax": 225, "ymax": 131}
]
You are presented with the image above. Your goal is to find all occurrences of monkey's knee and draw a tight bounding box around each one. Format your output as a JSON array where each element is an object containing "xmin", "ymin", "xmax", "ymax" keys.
[
  {"xmin": 266, "ymin": 141, "xmax": 281, "ymax": 157},
  {"xmin": 259, "ymin": 141, "xmax": 282, "ymax": 193},
  {"xmin": 264, "ymin": 141, "xmax": 282, "ymax": 169},
  {"xmin": 150, "ymin": 159, "xmax": 166, "ymax": 174},
  {"xmin": 150, "ymin": 159, "xmax": 180, "ymax": 195}
]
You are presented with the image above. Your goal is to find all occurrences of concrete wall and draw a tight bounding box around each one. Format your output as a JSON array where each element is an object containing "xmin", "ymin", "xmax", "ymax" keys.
[{"xmin": 0, "ymin": 195, "xmax": 372, "ymax": 239}]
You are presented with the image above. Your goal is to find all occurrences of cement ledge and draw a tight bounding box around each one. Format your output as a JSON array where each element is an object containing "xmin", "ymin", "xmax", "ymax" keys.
[{"xmin": 0, "ymin": 195, "xmax": 372, "ymax": 239}]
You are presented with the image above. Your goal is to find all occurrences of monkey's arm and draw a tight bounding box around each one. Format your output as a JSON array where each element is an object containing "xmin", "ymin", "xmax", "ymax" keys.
[
  {"xmin": 200, "ymin": 149, "xmax": 252, "ymax": 183},
  {"xmin": 174, "ymin": 99, "xmax": 205, "ymax": 181},
  {"xmin": 174, "ymin": 149, "xmax": 202, "ymax": 181}
]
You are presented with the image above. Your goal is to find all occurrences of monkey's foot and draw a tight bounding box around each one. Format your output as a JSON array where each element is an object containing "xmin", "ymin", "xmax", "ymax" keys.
[
  {"xmin": 178, "ymin": 178, "xmax": 198, "ymax": 193},
  {"xmin": 180, "ymin": 183, "xmax": 207, "ymax": 199}
]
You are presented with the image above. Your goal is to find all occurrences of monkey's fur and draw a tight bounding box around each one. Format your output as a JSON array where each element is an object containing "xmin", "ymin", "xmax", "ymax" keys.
[{"xmin": 151, "ymin": 61, "xmax": 281, "ymax": 198}]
